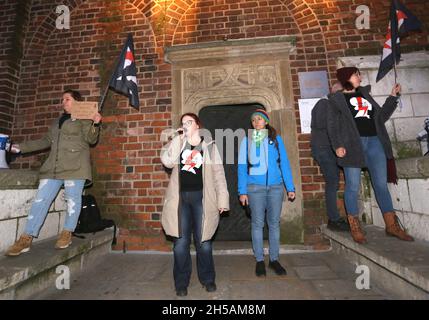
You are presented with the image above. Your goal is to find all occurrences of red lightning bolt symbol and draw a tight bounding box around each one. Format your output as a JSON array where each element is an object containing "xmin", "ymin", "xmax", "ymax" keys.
[{"xmin": 357, "ymin": 97, "xmax": 368, "ymax": 116}]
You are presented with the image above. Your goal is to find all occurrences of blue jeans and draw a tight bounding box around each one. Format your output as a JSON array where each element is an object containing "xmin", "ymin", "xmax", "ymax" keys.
[
  {"xmin": 24, "ymin": 179, "xmax": 85, "ymax": 237},
  {"xmin": 248, "ymin": 183, "xmax": 284, "ymax": 262},
  {"xmin": 173, "ymin": 190, "xmax": 215, "ymax": 290},
  {"xmin": 312, "ymin": 145, "xmax": 342, "ymax": 222},
  {"xmin": 343, "ymin": 136, "xmax": 394, "ymax": 216}
]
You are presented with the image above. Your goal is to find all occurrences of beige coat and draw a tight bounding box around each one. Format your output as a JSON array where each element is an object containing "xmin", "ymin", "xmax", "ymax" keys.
[{"xmin": 160, "ymin": 135, "xmax": 229, "ymax": 242}]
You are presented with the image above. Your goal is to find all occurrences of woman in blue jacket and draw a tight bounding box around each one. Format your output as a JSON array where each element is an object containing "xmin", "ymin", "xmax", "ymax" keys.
[{"xmin": 238, "ymin": 109, "xmax": 296, "ymax": 277}]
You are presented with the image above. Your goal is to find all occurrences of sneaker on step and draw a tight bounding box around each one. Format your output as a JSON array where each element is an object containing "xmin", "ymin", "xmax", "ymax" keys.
[
  {"xmin": 5, "ymin": 234, "xmax": 33, "ymax": 257},
  {"xmin": 55, "ymin": 230, "xmax": 72, "ymax": 249}
]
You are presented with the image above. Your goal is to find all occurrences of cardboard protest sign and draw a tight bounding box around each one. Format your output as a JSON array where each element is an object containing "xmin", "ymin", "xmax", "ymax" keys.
[{"xmin": 71, "ymin": 101, "xmax": 98, "ymax": 120}]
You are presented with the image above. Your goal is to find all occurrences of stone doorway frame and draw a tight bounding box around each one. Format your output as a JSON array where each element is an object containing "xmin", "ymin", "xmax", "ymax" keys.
[{"xmin": 164, "ymin": 36, "xmax": 303, "ymax": 244}]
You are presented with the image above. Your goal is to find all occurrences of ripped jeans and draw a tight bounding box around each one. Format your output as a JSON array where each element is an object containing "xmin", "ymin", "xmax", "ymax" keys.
[{"xmin": 24, "ymin": 179, "xmax": 85, "ymax": 237}]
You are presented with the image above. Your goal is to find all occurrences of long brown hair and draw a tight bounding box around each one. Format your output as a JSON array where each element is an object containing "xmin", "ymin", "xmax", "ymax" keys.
[{"xmin": 266, "ymin": 124, "xmax": 278, "ymax": 146}]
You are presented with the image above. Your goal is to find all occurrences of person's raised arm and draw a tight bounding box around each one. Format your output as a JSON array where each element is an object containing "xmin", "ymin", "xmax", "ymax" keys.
[{"xmin": 379, "ymin": 84, "xmax": 401, "ymax": 123}]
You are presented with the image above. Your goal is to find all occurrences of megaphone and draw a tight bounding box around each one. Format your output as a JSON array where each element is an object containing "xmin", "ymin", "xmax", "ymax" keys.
[{"xmin": 0, "ymin": 134, "xmax": 10, "ymax": 169}]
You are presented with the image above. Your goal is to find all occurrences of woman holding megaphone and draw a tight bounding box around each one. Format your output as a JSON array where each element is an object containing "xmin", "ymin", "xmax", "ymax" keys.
[
  {"xmin": 5, "ymin": 89, "xmax": 102, "ymax": 257},
  {"xmin": 160, "ymin": 113, "xmax": 229, "ymax": 297}
]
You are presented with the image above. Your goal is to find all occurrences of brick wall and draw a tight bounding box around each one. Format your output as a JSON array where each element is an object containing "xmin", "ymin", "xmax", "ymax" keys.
[
  {"xmin": 0, "ymin": 0, "xmax": 31, "ymax": 135},
  {"xmin": 2, "ymin": 0, "xmax": 428, "ymax": 250}
]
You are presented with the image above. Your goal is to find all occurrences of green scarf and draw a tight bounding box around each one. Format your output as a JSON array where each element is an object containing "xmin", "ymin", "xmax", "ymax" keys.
[{"xmin": 252, "ymin": 129, "xmax": 268, "ymax": 147}]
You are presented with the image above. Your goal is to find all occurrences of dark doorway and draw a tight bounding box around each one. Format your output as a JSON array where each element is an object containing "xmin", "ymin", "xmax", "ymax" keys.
[{"xmin": 199, "ymin": 103, "xmax": 268, "ymax": 241}]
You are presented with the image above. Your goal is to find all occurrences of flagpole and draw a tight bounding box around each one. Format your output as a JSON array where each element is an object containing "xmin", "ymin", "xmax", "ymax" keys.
[
  {"xmin": 98, "ymin": 36, "xmax": 124, "ymax": 113},
  {"xmin": 99, "ymin": 82, "xmax": 110, "ymax": 113},
  {"xmin": 393, "ymin": 60, "xmax": 403, "ymax": 112},
  {"xmin": 98, "ymin": 42, "xmax": 124, "ymax": 113}
]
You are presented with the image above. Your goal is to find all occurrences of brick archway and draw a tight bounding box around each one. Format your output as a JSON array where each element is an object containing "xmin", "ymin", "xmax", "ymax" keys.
[
  {"xmin": 15, "ymin": 0, "xmax": 163, "ymax": 130},
  {"xmin": 168, "ymin": 0, "xmax": 329, "ymax": 72}
]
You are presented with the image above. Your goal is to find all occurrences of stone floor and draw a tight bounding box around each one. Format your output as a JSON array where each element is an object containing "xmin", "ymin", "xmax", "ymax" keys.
[{"xmin": 30, "ymin": 249, "xmax": 395, "ymax": 300}]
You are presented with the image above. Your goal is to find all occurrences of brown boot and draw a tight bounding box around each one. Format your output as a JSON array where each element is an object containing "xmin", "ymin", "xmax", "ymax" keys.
[
  {"xmin": 383, "ymin": 212, "xmax": 414, "ymax": 241},
  {"xmin": 5, "ymin": 234, "xmax": 33, "ymax": 257},
  {"xmin": 55, "ymin": 230, "xmax": 72, "ymax": 249},
  {"xmin": 347, "ymin": 215, "xmax": 367, "ymax": 244}
]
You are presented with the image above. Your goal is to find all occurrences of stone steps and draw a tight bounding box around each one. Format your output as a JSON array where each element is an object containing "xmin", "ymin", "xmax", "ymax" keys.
[
  {"xmin": 321, "ymin": 224, "xmax": 429, "ymax": 300},
  {"xmin": 0, "ymin": 228, "xmax": 114, "ymax": 300}
]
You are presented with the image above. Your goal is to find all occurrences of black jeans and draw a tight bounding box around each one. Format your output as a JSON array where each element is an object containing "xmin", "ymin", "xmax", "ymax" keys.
[
  {"xmin": 173, "ymin": 190, "xmax": 215, "ymax": 290},
  {"xmin": 312, "ymin": 145, "xmax": 342, "ymax": 222}
]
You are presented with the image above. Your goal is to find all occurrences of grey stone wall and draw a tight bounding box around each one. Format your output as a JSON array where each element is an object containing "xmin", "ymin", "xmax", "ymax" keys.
[{"xmin": 0, "ymin": 170, "xmax": 66, "ymax": 253}]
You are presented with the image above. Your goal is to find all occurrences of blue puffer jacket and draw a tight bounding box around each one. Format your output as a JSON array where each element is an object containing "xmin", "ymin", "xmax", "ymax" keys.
[{"xmin": 238, "ymin": 135, "xmax": 295, "ymax": 195}]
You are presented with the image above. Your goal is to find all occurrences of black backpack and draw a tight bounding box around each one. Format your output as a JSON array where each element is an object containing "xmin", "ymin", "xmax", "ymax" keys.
[{"xmin": 73, "ymin": 194, "xmax": 117, "ymax": 245}]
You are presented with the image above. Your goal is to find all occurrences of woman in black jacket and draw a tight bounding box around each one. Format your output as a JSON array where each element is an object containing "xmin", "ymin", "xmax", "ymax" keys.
[{"xmin": 327, "ymin": 67, "xmax": 413, "ymax": 244}]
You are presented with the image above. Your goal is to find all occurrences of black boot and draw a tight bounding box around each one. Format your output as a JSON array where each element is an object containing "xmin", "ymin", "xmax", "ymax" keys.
[
  {"xmin": 268, "ymin": 260, "xmax": 287, "ymax": 276},
  {"xmin": 203, "ymin": 282, "xmax": 217, "ymax": 292},
  {"xmin": 176, "ymin": 287, "xmax": 188, "ymax": 297},
  {"xmin": 255, "ymin": 261, "xmax": 266, "ymax": 277},
  {"xmin": 327, "ymin": 217, "xmax": 350, "ymax": 232}
]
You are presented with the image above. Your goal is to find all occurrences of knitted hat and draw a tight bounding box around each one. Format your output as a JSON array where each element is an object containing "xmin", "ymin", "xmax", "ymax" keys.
[
  {"xmin": 251, "ymin": 109, "xmax": 270, "ymax": 124},
  {"xmin": 336, "ymin": 67, "xmax": 359, "ymax": 90}
]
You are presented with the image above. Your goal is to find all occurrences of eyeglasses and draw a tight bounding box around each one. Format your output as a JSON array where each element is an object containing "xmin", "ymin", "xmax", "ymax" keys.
[{"xmin": 181, "ymin": 120, "xmax": 194, "ymax": 127}]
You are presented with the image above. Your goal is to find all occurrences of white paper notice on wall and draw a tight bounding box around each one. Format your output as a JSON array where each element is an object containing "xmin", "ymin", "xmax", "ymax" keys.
[{"xmin": 298, "ymin": 98, "xmax": 321, "ymax": 134}]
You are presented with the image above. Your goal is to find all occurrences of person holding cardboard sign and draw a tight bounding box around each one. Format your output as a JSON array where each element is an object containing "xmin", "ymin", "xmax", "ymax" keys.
[{"xmin": 5, "ymin": 89, "xmax": 102, "ymax": 256}]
